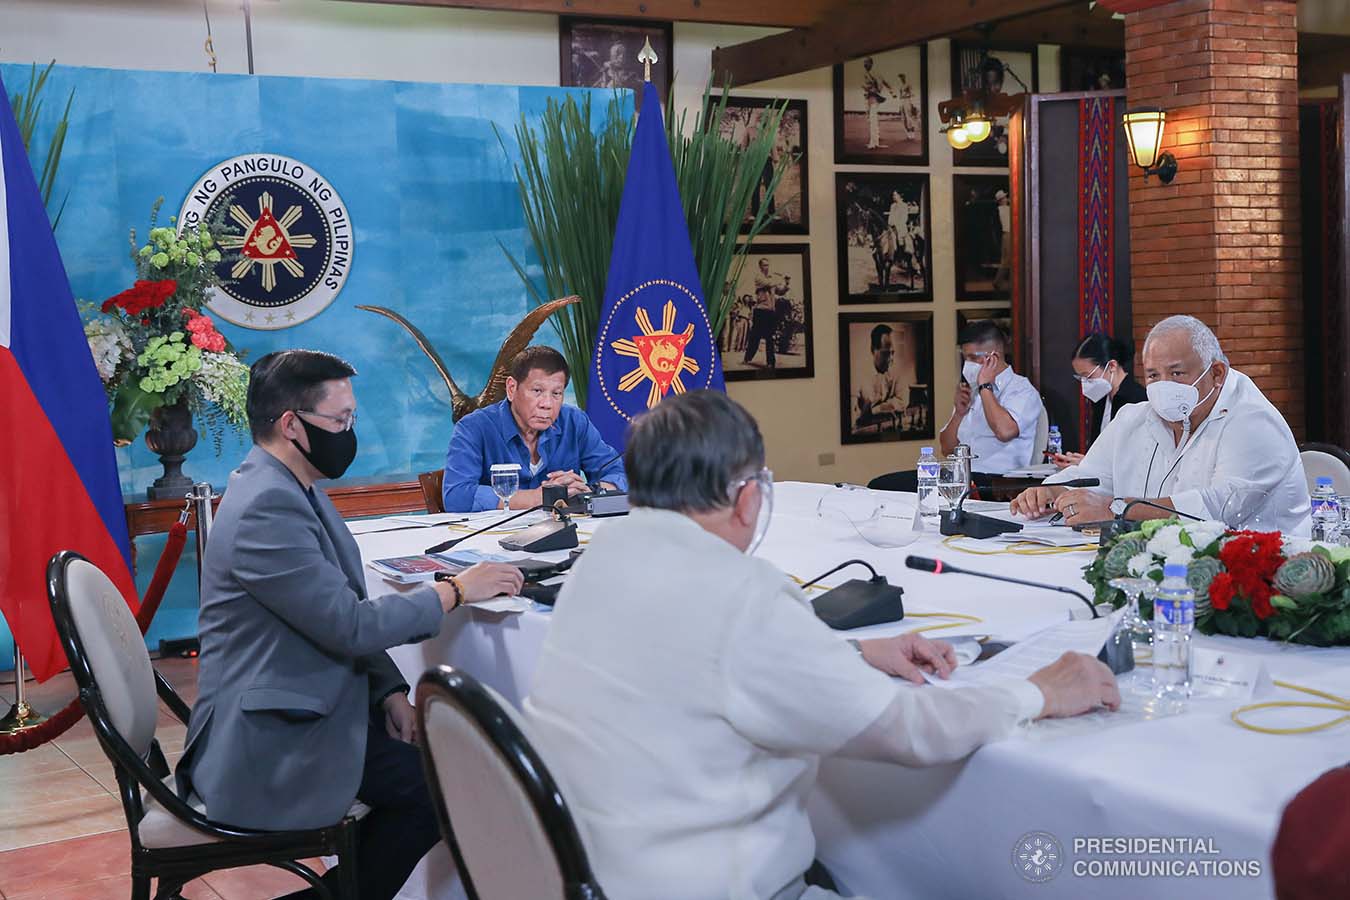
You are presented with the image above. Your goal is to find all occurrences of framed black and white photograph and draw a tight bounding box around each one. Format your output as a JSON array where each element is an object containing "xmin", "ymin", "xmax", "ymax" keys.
[
  {"xmin": 714, "ymin": 97, "xmax": 809, "ymax": 235},
  {"xmin": 1061, "ymin": 48, "xmax": 1127, "ymax": 92},
  {"xmin": 559, "ymin": 17, "xmax": 672, "ymax": 110},
  {"xmin": 833, "ymin": 45, "xmax": 928, "ymax": 165},
  {"xmin": 719, "ymin": 244, "xmax": 814, "ymax": 381},
  {"xmin": 839, "ymin": 311, "xmax": 934, "ymax": 444},
  {"xmin": 836, "ymin": 172, "xmax": 931, "ymax": 304},
  {"xmin": 953, "ymin": 174, "xmax": 1012, "ymax": 300},
  {"xmin": 950, "ymin": 42, "xmax": 1038, "ymax": 167}
]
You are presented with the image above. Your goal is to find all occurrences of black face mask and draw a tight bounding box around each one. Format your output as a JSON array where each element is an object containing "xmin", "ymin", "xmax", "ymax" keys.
[{"xmin": 291, "ymin": 415, "xmax": 357, "ymax": 480}]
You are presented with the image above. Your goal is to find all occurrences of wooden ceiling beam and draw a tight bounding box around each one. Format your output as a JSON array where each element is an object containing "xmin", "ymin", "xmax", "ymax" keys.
[
  {"xmin": 710, "ymin": 0, "xmax": 1079, "ymax": 86},
  {"xmin": 334, "ymin": 0, "xmax": 834, "ymax": 29}
]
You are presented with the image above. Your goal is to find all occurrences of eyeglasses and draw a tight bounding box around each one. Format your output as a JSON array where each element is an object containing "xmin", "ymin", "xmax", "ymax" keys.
[
  {"xmin": 1071, "ymin": 364, "xmax": 1105, "ymax": 384},
  {"xmin": 297, "ymin": 408, "xmax": 357, "ymax": 432}
]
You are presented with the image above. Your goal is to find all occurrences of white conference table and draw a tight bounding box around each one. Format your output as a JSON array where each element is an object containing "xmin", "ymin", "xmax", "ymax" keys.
[{"xmin": 356, "ymin": 482, "xmax": 1350, "ymax": 900}]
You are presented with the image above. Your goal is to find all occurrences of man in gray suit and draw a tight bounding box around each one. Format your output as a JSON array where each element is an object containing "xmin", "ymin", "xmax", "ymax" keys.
[{"xmin": 177, "ymin": 350, "xmax": 523, "ymax": 900}]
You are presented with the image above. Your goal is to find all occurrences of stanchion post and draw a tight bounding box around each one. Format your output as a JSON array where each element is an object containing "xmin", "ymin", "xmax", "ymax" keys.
[
  {"xmin": 188, "ymin": 482, "xmax": 215, "ymax": 592},
  {"xmin": 0, "ymin": 645, "xmax": 46, "ymax": 734}
]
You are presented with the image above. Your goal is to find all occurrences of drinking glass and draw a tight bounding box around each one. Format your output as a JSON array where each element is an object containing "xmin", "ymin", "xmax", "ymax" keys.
[
  {"xmin": 1220, "ymin": 486, "xmax": 1269, "ymax": 531},
  {"xmin": 1108, "ymin": 577, "xmax": 1157, "ymax": 695},
  {"xmin": 937, "ymin": 458, "xmax": 969, "ymax": 513},
  {"xmin": 490, "ymin": 463, "xmax": 521, "ymax": 509}
]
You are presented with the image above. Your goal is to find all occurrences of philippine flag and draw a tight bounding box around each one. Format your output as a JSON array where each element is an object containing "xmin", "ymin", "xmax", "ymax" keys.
[{"xmin": 0, "ymin": 73, "xmax": 137, "ymax": 682}]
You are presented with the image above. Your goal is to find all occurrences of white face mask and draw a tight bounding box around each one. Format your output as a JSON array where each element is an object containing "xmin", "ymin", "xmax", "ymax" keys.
[
  {"xmin": 962, "ymin": 360, "xmax": 983, "ymax": 388},
  {"xmin": 1146, "ymin": 368, "xmax": 1216, "ymax": 423},
  {"xmin": 1080, "ymin": 364, "xmax": 1112, "ymax": 403}
]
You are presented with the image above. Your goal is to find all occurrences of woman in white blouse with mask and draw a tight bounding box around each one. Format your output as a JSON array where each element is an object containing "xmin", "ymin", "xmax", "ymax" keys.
[{"xmin": 1052, "ymin": 333, "xmax": 1148, "ymax": 468}]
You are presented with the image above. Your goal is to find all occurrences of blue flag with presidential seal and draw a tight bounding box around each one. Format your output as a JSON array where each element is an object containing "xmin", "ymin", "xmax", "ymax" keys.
[{"xmin": 587, "ymin": 81, "xmax": 725, "ymax": 449}]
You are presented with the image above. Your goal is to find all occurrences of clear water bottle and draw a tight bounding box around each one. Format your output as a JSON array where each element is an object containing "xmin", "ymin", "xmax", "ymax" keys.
[
  {"xmin": 916, "ymin": 446, "xmax": 940, "ymax": 524},
  {"xmin": 1045, "ymin": 425, "xmax": 1062, "ymax": 463},
  {"xmin": 1152, "ymin": 563, "xmax": 1194, "ymax": 712},
  {"xmin": 1310, "ymin": 477, "xmax": 1341, "ymax": 542}
]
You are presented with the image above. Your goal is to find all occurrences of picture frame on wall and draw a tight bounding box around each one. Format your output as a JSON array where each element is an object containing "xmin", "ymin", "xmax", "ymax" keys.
[
  {"xmin": 719, "ymin": 243, "xmax": 814, "ymax": 381},
  {"xmin": 949, "ymin": 42, "xmax": 1038, "ymax": 167},
  {"xmin": 559, "ymin": 16, "xmax": 672, "ymax": 110},
  {"xmin": 713, "ymin": 97, "xmax": 809, "ymax": 235},
  {"xmin": 952, "ymin": 173, "xmax": 1012, "ymax": 300},
  {"xmin": 839, "ymin": 310, "xmax": 934, "ymax": 444},
  {"xmin": 836, "ymin": 171, "xmax": 931, "ymax": 304},
  {"xmin": 957, "ymin": 306, "xmax": 1013, "ymax": 343},
  {"xmin": 1061, "ymin": 48, "xmax": 1127, "ymax": 92},
  {"xmin": 832, "ymin": 45, "xmax": 928, "ymax": 166}
]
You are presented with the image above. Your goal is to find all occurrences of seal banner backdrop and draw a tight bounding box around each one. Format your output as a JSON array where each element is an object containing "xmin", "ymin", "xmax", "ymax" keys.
[
  {"xmin": 179, "ymin": 154, "xmax": 352, "ymax": 329},
  {"xmin": 587, "ymin": 81, "xmax": 724, "ymax": 449}
]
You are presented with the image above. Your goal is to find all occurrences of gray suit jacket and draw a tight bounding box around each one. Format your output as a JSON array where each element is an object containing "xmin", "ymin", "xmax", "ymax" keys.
[{"xmin": 176, "ymin": 447, "xmax": 444, "ymax": 830}]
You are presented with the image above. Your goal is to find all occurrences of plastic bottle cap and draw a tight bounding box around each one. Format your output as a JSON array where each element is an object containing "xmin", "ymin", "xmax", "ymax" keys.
[
  {"xmin": 1317, "ymin": 477, "xmax": 1333, "ymax": 486},
  {"xmin": 1163, "ymin": 563, "xmax": 1188, "ymax": 578},
  {"xmin": 921, "ymin": 446, "xmax": 933, "ymax": 453}
]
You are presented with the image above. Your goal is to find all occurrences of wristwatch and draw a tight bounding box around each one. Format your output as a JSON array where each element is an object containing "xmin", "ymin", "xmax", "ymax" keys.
[
  {"xmin": 977, "ymin": 382, "xmax": 996, "ymax": 393},
  {"xmin": 1110, "ymin": 498, "xmax": 1128, "ymax": 516}
]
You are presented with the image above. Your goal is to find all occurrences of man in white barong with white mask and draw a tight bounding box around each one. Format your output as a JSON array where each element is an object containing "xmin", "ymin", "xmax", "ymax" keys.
[
  {"xmin": 1012, "ymin": 315, "xmax": 1311, "ymax": 534},
  {"xmin": 524, "ymin": 390, "xmax": 1119, "ymax": 900}
]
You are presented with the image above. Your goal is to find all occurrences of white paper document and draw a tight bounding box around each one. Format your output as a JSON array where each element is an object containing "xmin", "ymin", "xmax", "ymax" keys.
[{"xmin": 927, "ymin": 613, "xmax": 1119, "ymax": 688}]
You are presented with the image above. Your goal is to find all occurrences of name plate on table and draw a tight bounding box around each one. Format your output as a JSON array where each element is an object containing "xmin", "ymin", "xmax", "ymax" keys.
[{"xmin": 1190, "ymin": 648, "xmax": 1271, "ymax": 700}]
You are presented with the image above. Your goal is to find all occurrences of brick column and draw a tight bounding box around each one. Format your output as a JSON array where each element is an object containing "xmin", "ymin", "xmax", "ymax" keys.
[{"xmin": 1122, "ymin": 0, "xmax": 1302, "ymax": 435}]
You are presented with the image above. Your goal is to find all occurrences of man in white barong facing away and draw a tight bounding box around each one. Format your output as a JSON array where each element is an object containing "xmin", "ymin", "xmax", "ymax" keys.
[
  {"xmin": 523, "ymin": 390, "xmax": 1119, "ymax": 900},
  {"xmin": 1012, "ymin": 315, "xmax": 1311, "ymax": 535}
]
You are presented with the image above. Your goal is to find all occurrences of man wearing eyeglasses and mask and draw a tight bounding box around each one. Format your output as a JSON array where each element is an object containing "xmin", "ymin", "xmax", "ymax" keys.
[
  {"xmin": 442, "ymin": 345, "xmax": 627, "ymax": 512},
  {"xmin": 523, "ymin": 390, "xmax": 1119, "ymax": 900},
  {"xmin": 1012, "ymin": 315, "xmax": 1311, "ymax": 533},
  {"xmin": 177, "ymin": 350, "xmax": 524, "ymax": 900}
]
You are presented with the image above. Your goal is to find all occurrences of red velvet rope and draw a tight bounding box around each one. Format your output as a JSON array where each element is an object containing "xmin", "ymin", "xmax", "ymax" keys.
[{"xmin": 0, "ymin": 521, "xmax": 190, "ymax": 754}]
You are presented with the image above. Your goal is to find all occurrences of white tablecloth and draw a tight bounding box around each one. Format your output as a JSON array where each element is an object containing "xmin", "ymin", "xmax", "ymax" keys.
[{"xmin": 357, "ymin": 483, "xmax": 1350, "ymax": 900}]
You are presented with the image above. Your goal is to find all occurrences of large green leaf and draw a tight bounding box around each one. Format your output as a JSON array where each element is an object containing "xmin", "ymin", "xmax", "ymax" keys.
[{"xmin": 110, "ymin": 383, "xmax": 164, "ymax": 444}]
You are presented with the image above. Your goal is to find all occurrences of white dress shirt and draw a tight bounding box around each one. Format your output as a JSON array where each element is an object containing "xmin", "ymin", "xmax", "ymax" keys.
[
  {"xmin": 956, "ymin": 366, "xmax": 1043, "ymax": 475},
  {"xmin": 524, "ymin": 508, "xmax": 1043, "ymax": 900},
  {"xmin": 1046, "ymin": 369, "xmax": 1311, "ymax": 534}
]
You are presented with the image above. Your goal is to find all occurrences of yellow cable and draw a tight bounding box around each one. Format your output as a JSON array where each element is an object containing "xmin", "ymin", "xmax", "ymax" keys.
[
  {"xmin": 1231, "ymin": 679, "xmax": 1350, "ymax": 735},
  {"xmin": 940, "ymin": 535, "xmax": 1097, "ymax": 555}
]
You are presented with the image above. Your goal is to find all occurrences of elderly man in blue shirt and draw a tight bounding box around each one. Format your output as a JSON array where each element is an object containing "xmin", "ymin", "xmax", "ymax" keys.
[{"xmin": 442, "ymin": 345, "xmax": 627, "ymax": 512}]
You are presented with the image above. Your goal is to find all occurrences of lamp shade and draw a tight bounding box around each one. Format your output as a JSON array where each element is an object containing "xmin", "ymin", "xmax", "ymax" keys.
[
  {"xmin": 946, "ymin": 124, "xmax": 972, "ymax": 150},
  {"xmin": 1122, "ymin": 107, "xmax": 1166, "ymax": 170},
  {"xmin": 963, "ymin": 114, "xmax": 992, "ymax": 143}
]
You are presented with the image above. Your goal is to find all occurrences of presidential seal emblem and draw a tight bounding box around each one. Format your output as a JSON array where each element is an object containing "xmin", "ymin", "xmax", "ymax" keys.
[
  {"xmin": 1012, "ymin": 831, "xmax": 1065, "ymax": 883},
  {"xmin": 178, "ymin": 154, "xmax": 352, "ymax": 329},
  {"xmin": 594, "ymin": 279, "xmax": 719, "ymax": 420}
]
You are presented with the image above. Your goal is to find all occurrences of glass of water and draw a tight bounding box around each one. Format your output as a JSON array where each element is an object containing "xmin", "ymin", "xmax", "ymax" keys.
[
  {"xmin": 937, "ymin": 458, "xmax": 969, "ymax": 513},
  {"xmin": 490, "ymin": 463, "xmax": 521, "ymax": 509}
]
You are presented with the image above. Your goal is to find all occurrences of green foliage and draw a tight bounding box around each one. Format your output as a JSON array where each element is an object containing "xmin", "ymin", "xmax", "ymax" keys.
[
  {"xmin": 500, "ymin": 80, "xmax": 788, "ymax": 407},
  {"xmin": 9, "ymin": 61, "xmax": 74, "ymax": 230}
]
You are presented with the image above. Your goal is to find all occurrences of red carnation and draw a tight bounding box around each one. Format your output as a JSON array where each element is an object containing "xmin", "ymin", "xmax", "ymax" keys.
[
  {"xmin": 1210, "ymin": 573, "xmax": 1235, "ymax": 611},
  {"xmin": 102, "ymin": 279, "xmax": 178, "ymax": 316}
]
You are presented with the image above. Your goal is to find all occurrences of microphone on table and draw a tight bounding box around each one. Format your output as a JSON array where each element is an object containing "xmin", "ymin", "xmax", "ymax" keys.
[
  {"xmin": 904, "ymin": 555, "xmax": 1099, "ymax": 619},
  {"xmin": 800, "ymin": 559, "xmax": 906, "ymax": 631},
  {"xmin": 1053, "ymin": 478, "xmax": 1100, "ymax": 489},
  {"xmin": 1095, "ymin": 498, "xmax": 1203, "ymax": 542},
  {"xmin": 904, "ymin": 555, "xmax": 1140, "ymax": 674},
  {"xmin": 424, "ymin": 501, "xmax": 578, "ymax": 554}
]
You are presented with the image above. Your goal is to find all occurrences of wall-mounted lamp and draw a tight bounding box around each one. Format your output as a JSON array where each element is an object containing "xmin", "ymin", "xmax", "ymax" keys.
[
  {"xmin": 1121, "ymin": 107, "xmax": 1178, "ymax": 184},
  {"xmin": 944, "ymin": 114, "xmax": 972, "ymax": 149}
]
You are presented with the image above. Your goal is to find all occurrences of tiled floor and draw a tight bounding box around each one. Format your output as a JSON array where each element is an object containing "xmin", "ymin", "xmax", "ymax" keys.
[{"xmin": 0, "ymin": 658, "xmax": 324, "ymax": 899}]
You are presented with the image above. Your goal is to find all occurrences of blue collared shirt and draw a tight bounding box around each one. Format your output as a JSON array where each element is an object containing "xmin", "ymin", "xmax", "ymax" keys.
[{"xmin": 442, "ymin": 399, "xmax": 628, "ymax": 512}]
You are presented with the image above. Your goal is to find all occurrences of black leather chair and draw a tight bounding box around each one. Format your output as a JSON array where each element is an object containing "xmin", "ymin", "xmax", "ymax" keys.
[
  {"xmin": 416, "ymin": 665, "xmax": 607, "ymax": 900},
  {"xmin": 47, "ymin": 550, "xmax": 362, "ymax": 900}
]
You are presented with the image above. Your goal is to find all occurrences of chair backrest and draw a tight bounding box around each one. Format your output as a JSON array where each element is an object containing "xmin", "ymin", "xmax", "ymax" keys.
[
  {"xmin": 1299, "ymin": 445, "xmax": 1350, "ymax": 495},
  {"xmin": 1031, "ymin": 397, "xmax": 1050, "ymax": 463},
  {"xmin": 419, "ymin": 470, "xmax": 446, "ymax": 514},
  {"xmin": 47, "ymin": 551, "xmax": 158, "ymax": 759},
  {"xmin": 416, "ymin": 666, "xmax": 604, "ymax": 900}
]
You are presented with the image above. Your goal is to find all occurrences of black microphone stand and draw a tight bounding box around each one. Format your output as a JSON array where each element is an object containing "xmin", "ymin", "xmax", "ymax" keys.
[{"xmin": 905, "ymin": 555, "xmax": 1099, "ymax": 619}]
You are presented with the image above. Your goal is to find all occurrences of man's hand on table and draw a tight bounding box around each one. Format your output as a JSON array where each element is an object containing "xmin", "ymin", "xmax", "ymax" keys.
[
  {"xmin": 1009, "ymin": 485, "xmax": 1067, "ymax": 519},
  {"xmin": 1027, "ymin": 652, "xmax": 1120, "ymax": 719},
  {"xmin": 545, "ymin": 470, "xmax": 590, "ymax": 497},
  {"xmin": 1051, "ymin": 489, "xmax": 1113, "ymax": 527},
  {"xmin": 432, "ymin": 562, "xmax": 524, "ymax": 612},
  {"xmin": 860, "ymin": 633, "xmax": 957, "ymax": 685}
]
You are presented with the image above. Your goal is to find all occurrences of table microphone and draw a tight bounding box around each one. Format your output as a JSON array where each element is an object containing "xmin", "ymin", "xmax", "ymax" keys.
[
  {"xmin": 424, "ymin": 504, "xmax": 548, "ymax": 554},
  {"xmin": 1052, "ymin": 478, "xmax": 1100, "ymax": 488},
  {"xmin": 1121, "ymin": 499, "xmax": 1202, "ymax": 521},
  {"xmin": 904, "ymin": 555, "xmax": 1099, "ymax": 619},
  {"xmin": 1095, "ymin": 499, "xmax": 1203, "ymax": 543}
]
